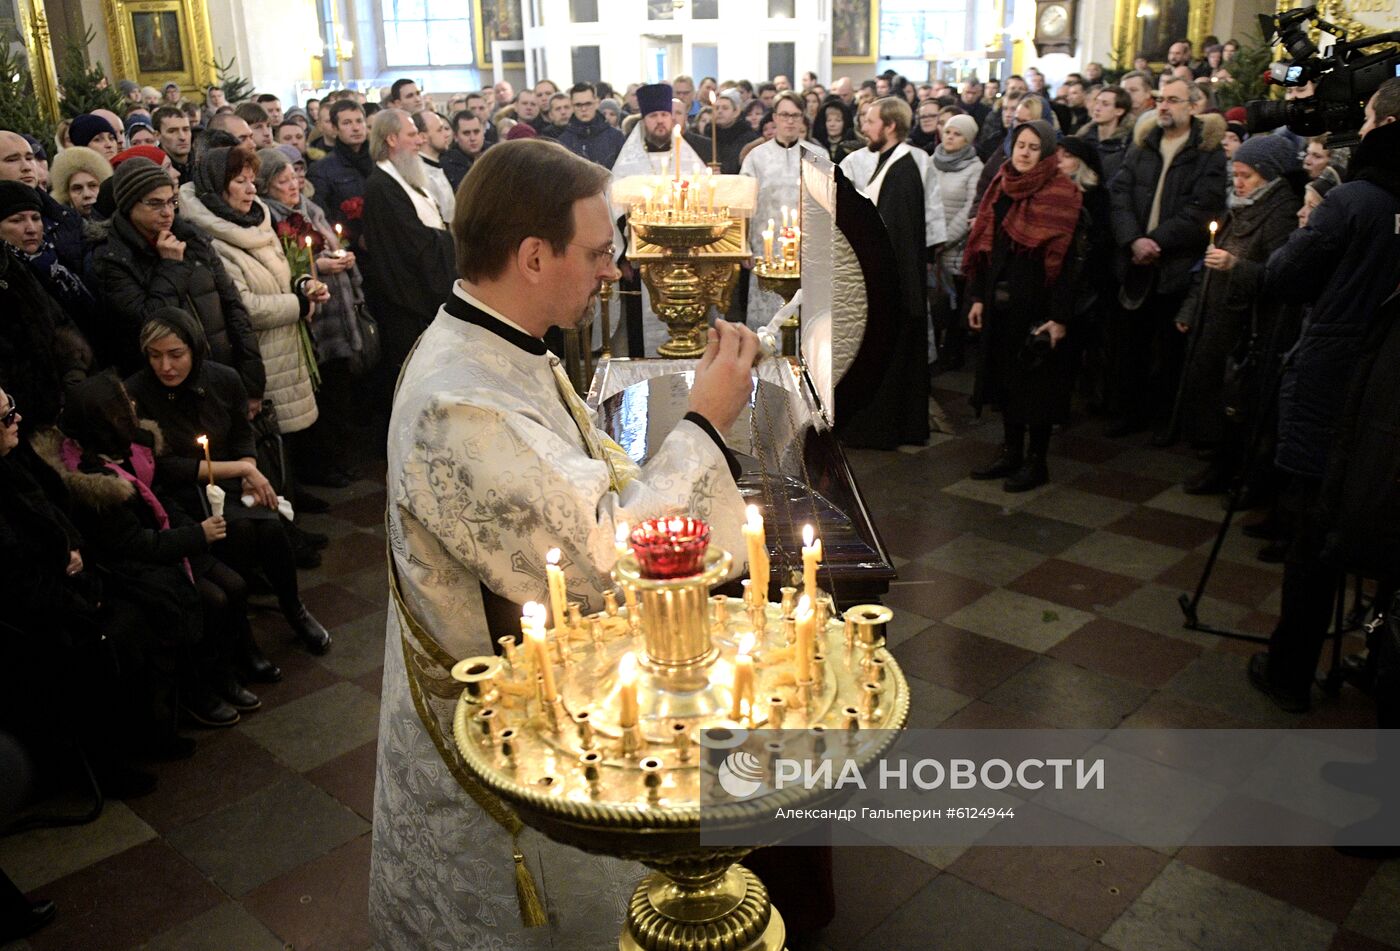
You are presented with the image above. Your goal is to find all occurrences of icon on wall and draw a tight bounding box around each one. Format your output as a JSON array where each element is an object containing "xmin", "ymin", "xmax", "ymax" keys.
[
  {"xmin": 833, "ymin": 0, "xmax": 878, "ymax": 64},
  {"xmin": 132, "ymin": 9, "xmax": 185, "ymax": 73}
]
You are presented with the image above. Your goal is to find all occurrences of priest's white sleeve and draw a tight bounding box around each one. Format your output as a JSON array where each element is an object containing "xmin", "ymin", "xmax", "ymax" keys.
[{"xmin": 399, "ymin": 397, "xmax": 746, "ymax": 612}]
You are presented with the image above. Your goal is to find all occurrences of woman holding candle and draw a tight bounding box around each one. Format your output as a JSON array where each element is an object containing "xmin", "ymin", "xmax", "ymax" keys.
[
  {"xmin": 1171, "ymin": 134, "xmax": 1301, "ymax": 496},
  {"xmin": 126, "ymin": 308, "xmax": 333, "ymax": 663},
  {"xmin": 256, "ymin": 145, "xmax": 374, "ymax": 488}
]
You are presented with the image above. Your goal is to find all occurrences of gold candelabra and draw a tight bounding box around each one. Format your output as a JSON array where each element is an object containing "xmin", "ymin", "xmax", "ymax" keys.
[{"xmin": 450, "ymin": 514, "xmax": 909, "ymax": 951}]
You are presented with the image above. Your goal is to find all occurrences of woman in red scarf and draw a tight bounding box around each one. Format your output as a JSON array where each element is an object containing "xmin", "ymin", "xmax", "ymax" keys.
[{"xmin": 963, "ymin": 119, "xmax": 1085, "ymax": 491}]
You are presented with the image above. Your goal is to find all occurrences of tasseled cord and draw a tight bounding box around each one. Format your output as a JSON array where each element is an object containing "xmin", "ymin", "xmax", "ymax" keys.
[{"xmin": 513, "ymin": 845, "xmax": 547, "ymax": 927}]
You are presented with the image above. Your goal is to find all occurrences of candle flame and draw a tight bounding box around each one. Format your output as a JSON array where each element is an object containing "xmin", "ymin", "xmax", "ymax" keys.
[
  {"xmin": 745, "ymin": 504, "xmax": 762, "ymax": 528},
  {"xmin": 196, "ymin": 434, "xmax": 208, "ymax": 447},
  {"xmin": 802, "ymin": 523, "xmax": 814, "ymax": 547},
  {"xmin": 522, "ymin": 601, "xmax": 545, "ymax": 637},
  {"xmin": 739, "ymin": 631, "xmax": 755, "ymax": 656},
  {"xmin": 619, "ymin": 651, "xmax": 637, "ymax": 685},
  {"xmin": 546, "ymin": 547, "xmax": 561, "ymax": 566},
  {"xmin": 796, "ymin": 594, "xmax": 812, "ymax": 617},
  {"xmin": 615, "ymin": 522, "xmax": 629, "ymax": 545},
  {"xmin": 672, "ymin": 125, "xmax": 681, "ymax": 140},
  {"xmin": 1209, "ymin": 220, "xmax": 1218, "ymax": 234},
  {"xmin": 305, "ymin": 235, "xmax": 313, "ymax": 246},
  {"xmin": 708, "ymin": 89, "xmax": 717, "ymax": 105}
]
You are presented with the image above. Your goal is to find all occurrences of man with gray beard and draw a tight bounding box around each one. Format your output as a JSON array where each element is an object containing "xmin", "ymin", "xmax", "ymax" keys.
[{"xmin": 360, "ymin": 108, "xmax": 456, "ymax": 409}]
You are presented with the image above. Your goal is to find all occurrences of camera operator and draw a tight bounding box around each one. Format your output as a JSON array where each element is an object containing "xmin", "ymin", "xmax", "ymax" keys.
[{"xmin": 1248, "ymin": 78, "xmax": 1400, "ymax": 712}]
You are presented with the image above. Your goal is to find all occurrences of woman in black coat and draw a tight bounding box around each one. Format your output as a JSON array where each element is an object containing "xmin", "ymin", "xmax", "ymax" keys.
[
  {"xmin": 965, "ymin": 121, "xmax": 1085, "ymax": 492},
  {"xmin": 1173, "ymin": 135, "xmax": 1302, "ymax": 494},
  {"xmin": 813, "ymin": 97, "xmax": 861, "ymax": 164},
  {"xmin": 35, "ymin": 373, "xmax": 263, "ymax": 727},
  {"xmin": 126, "ymin": 308, "xmax": 332, "ymax": 662},
  {"xmin": 89, "ymin": 159, "xmax": 265, "ymax": 405}
]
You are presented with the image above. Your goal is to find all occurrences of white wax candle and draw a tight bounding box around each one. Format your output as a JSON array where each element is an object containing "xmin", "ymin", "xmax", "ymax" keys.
[
  {"xmin": 545, "ymin": 548, "xmax": 568, "ymax": 631},
  {"xmin": 523, "ymin": 602, "xmax": 557, "ymax": 701},
  {"xmin": 731, "ymin": 632, "xmax": 755, "ymax": 720},
  {"xmin": 801, "ymin": 524, "xmax": 822, "ymax": 599},
  {"xmin": 794, "ymin": 596, "xmax": 814, "ymax": 684},
  {"xmin": 618, "ymin": 651, "xmax": 639, "ymax": 727}
]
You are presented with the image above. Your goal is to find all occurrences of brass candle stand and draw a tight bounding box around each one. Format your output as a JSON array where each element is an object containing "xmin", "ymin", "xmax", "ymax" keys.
[
  {"xmin": 450, "ymin": 543, "xmax": 908, "ymax": 951},
  {"xmin": 630, "ymin": 213, "xmax": 744, "ymax": 359}
]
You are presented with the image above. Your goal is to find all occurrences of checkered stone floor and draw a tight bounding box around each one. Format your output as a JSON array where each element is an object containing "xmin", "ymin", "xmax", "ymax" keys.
[{"xmin": 2, "ymin": 372, "xmax": 1396, "ymax": 951}]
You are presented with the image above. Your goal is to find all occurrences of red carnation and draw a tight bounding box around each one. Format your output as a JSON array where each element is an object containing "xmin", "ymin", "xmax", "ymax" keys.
[{"xmin": 340, "ymin": 196, "xmax": 364, "ymax": 221}]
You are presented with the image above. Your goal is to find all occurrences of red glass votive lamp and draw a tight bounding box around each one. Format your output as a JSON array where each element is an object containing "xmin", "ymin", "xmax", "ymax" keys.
[{"xmin": 630, "ymin": 516, "xmax": 710, "ymax": 579}]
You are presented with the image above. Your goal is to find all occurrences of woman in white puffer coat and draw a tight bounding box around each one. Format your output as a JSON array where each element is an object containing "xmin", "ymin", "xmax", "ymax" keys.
[
  {"xmin": 930, "ymin": 113, "xmax": 984, "ymax": 371},
  {"xmin": 180, "ymin": 146, "xmax": 328, "ymax": 434}
]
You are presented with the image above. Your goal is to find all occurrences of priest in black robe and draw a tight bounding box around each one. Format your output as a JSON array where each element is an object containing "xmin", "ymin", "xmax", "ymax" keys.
[
  {"xmin": 359, "ymin": 108, "xmax": 456, "ymax": 409},
  {"xmin": 837, "ymin": 97, "xmax": 934, "ymax": 449}
]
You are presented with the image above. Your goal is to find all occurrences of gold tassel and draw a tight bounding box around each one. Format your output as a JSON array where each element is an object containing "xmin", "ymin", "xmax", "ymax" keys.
[{"xmin": 513, "ymin": 847, "xmax": 547, "ymax": 928}]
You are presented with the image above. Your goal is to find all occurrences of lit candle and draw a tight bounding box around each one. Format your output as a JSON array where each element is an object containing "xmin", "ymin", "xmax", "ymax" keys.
[
  {"xmin": 742, "ymin": 505, "xmax": 769, "ymax": 604},
  {"xmin": 304, "ymin": 235, "xmax": 317, "ymax": 281},
  {"xmin": 332, "ymin": 223, "xmax": 346, "ymax": 258},
  {"xmin": 672, "ymin": 124, "xmax": 682, "ymax": 182},
  {"xmin": 545, "ymin": 548, "xmax": 568, "ymax": 631},
  {"xmin": 794, "ymin": 596, "xmax": 814, "ymax": 684},
  {"xmin": 680, "ymin": 179, "xmax": 689, "ymax": 215},
  {"xmin": 196, "ymin": 434, "xmax": 213, "ymax": 486},
  {"xmin": 706, "ymin": 174, "xmax": 717, "ymax": 214},
  {"xmin": 523, "ymin": 602, "xmax": 557, "ymax": 701},
  {"xmin": 614, "ymin": 521, "xmax": 630, "ymax": 560},
  {"xmin": 618, "ymin": 651, "xmax": 639, "ymax": 727},
  {"xmin": 781, "ymin": 206, "xmax": 790, "ymax": 229},
  {"xmin": 791, "ymin": 226, "xmax": 801, "ymax": 264},
  {"xmin": 1208, "ymin": 220, "xmax": 1218, "ymax": 248},
  {"xmin": 761, "ymin": 225, "xmax": 774, "ymax": 266},
  {"xmin": 801, "ymin": 524, "xmax": 822, "ymax": 600},
  {"xmin": 731, "ymin": 632, "xmax": 755, "ymax": 720}
]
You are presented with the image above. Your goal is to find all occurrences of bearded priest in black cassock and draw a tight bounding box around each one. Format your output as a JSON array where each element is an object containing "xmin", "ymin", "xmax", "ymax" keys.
[{"xmin": 837, "ymin": 97, "xmax": 935, "ymax": 450}]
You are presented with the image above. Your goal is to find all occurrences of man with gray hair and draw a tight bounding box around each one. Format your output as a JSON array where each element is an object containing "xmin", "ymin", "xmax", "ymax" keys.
[{"xmin": 360, "ymin": 108, "xmax": 456, "ymax": 405}]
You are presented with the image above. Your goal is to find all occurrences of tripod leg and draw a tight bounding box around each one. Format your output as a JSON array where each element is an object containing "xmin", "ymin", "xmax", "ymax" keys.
[{"xmin": 1321, "ymin": 576, "xmax": 1350, "ymax": 697}]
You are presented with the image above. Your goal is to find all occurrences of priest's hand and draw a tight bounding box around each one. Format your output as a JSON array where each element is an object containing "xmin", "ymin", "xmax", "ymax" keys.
[
  {"xmin": 967, "ymin": 302, "xmax": 984, "ymax": 331},
  {"xmin": 689, "ymin": 321, "xmax": 760, "ymax": 436}
]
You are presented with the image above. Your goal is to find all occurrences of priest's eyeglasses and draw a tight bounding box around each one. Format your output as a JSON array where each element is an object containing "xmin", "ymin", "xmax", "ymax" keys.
[{"xmin": 571, "ymin": 241, "xmax": 617, "ymax": 265}]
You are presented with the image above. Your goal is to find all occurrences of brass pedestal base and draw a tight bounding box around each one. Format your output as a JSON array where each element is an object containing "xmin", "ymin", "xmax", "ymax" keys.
[
  {"xmin": 620, "ymin": 865, "xmax": 786, "ymax": 951},
  {"xmin": 641, "ymin": 260, "xmax": 743, "ymax": 358}
]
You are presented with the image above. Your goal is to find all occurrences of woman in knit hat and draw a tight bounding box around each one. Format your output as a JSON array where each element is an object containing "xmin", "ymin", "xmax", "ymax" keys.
[
  {"xmin": 964, "ymin": 120, "xmax": 1086, "ymax": 492},
  {"xmin": 49, "ymin": 146, "xmax": 112, "ymax": 219},
  {"xmin": 67, "ymin": 114, "xmax": 120, "ymax": 163},
  {"xmin": 255, "ymin": 144, "xmax": 370, "ymax": 487},
  {"xmin": 1172, "ymin": 132, "xmax": 1303, "ymax": 495},
  {"xmin": 90, "ymin": 157, "xmax": 265, "ymax": 391}
]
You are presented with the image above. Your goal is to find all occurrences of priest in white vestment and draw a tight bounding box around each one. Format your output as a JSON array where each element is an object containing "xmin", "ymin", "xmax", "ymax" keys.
[
  {"xmin": 609, "ymin": 83, "xmax": 710, "ymax": 356},
  {"xmin": 369, "ymin": 138, "xmax": 757, "ymax": 950},
  {"xmin": 739, "ymin": 90, "xmax": 808, "ymax": 325}
]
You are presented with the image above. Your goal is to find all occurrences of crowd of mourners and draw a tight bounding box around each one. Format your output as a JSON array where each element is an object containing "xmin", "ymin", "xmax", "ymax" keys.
[{"xmin": 3, "ymin": 32, "xmax": 1400, "ymax": 938}]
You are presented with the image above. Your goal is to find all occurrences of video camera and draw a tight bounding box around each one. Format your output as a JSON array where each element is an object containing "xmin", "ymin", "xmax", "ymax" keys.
[{"xmin": 1246, "ymin": 5, "xmax": 1400, "ymax": 147}]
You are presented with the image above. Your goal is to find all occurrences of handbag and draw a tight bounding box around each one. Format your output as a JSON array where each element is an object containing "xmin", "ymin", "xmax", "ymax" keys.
[
  {"xmin": 349, "ymin": 300, "xmax": 381, "ymax": 377},
  {"xmin": 250, "ymin": 399, "xmax": 288, "ymax": 497}
]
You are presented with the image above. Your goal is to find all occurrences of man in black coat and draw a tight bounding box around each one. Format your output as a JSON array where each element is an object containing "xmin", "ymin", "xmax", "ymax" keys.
[
  {"xmin": 1249, "ymin": 81, "xmax": 1400, "ymax": 712},
  {"xmin": 835, "ymin": 98, "xmax": 930, "ymax": 450},
  {"xmin": 90, "ymin": 158, "xmax": 265, "ymax": 405},
  {"xmin": 439, "ymin": 110, "xmax": 488, "ymax": 192},
  {"xmin": 1106, "ymin": 78, "xmax": 1226, "ymax": 438},
  {"xmin": 306, "ymin": 101, "xmax": 374, "ymax": 245},
  {"xmin": 557, "ymin": 83, "xmax": 626, "ymax": 169},
  {"xmin": 359, "ymin": 110, "xmax": 456, "ymax": 410}
]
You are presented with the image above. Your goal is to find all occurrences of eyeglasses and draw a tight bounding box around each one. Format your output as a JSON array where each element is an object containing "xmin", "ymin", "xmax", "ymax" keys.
[
  {"xmin": 141, "ymin": 197, "xmax": 180, "ymax": 211},
  {"xmin": 774, "ymin": 110, "xmax": 804, "ymax": 120},
  {"xmin": 1159, "ymin": 96, "xmax": 1189, "ymax": 106},
  {"xmin": 571, "ymin": 241, "xmax": 617, "ymax": 265},
  {"xmin": 1, "ymin": 400, "xmax": 17, "ymax": 428}
]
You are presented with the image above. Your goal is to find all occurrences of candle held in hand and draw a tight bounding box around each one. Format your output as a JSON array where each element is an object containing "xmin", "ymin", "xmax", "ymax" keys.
[
  {"xmin": 618, "ymin": 652, "xmax": 640, "ymax": 727},
  {"xmin": 1208, "ymin": 220, "xmax": 1218, "ymax": 248},
  {"xmin": 196, "ymin": 434, "xmax": 214, "ymax": 486},
  {"xmin": 545, "ymin": 548, "xmax": 568, "ymax": 631},
  {"xmin": 305, "ymin": 235, "xmax": 318, "ymax": 281}
]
